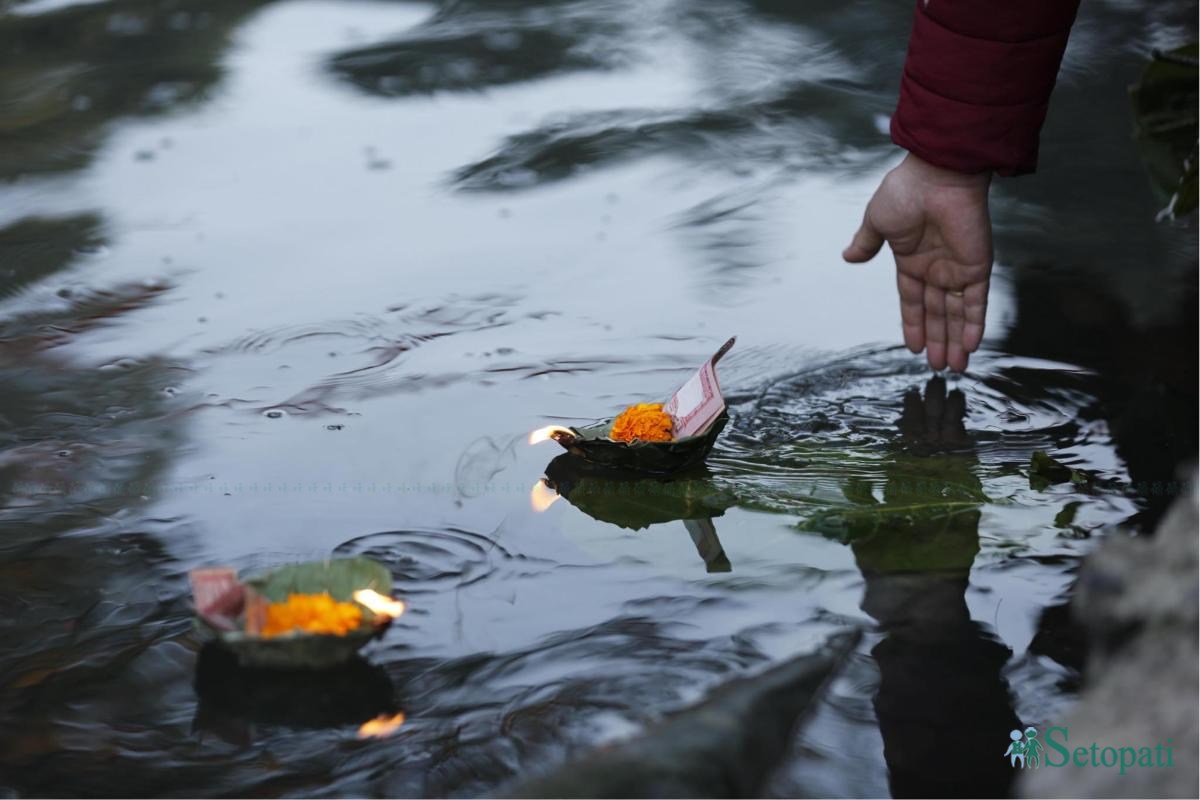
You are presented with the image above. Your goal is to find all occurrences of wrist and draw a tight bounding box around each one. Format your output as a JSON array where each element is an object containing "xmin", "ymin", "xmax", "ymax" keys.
[{"xmin": 901, "ymin": 152, "xmax": 992, "ymax": 191}]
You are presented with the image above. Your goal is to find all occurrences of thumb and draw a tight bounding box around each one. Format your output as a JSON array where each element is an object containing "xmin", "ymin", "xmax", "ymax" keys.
[{"xmin": 842, "ymin": 216, "xmax": 885, "ymax": 263}]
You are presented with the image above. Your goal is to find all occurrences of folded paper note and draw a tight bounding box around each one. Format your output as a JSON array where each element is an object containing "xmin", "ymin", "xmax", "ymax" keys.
[{"xmin": 664, "ymin": 337, "xmax": 735, "ymax": 438}]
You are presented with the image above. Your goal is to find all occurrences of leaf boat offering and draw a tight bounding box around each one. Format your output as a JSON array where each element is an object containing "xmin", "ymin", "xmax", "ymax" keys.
[
  {"xmin": 189, "ymin": 557, "xmax": 405, "ymax": 669},
  {"xmin": 530, "ymin": 337, "xmax": 736, "ymax": 475}
]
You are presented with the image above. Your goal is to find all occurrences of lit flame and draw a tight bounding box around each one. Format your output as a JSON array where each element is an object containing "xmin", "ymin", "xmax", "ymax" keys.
[
  {"xmin": 528, "ymin": 425, "xmax": 572, "ymax": 445},
  {"xmin": 353, "ymin": 589, "xmax": 407, "ymax": 620},
  {"xmin": 357, "ymin": 712, "xmax": 405, "ymax": 739},
  {"xmin": 530, "ymin": 479, "xmax": 562, "ymax": 512}
]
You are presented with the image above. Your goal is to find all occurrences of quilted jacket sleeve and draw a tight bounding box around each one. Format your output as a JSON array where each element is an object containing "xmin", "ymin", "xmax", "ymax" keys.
[{"xmin": 890, "ymin": 0, "xmax": 1081, "ymax": 176}]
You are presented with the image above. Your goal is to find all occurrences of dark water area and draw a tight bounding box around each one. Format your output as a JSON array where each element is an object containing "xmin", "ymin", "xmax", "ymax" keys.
[{"xmin": 0, "ymin": 0, "xmax": 1195, "ymax": 797}]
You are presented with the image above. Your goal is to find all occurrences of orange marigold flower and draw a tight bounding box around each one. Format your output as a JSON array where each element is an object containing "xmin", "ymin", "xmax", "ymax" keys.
[
  {"xmin": 610, "ymin": 402, "xmax": 674, "ymax": 443},
  {"xmin": 259, "ymin": 592, "xmax": 364, "ymax": 637}
]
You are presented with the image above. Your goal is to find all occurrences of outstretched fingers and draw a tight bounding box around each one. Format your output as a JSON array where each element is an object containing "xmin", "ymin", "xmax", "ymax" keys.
[
  {"xmin": 946, "ymin": 290, "xmax": 967, "ymax": 372},
  {"xmin": 963, "ymin": 280, "xmax": 988, "ymax": 354},
  {"xmin": 924, "ymin": 284, "xmax": 947, "ymax": 371},
  {"xmin": 896, "ymin": 272, "xmax": 925, "ymax": 353}
]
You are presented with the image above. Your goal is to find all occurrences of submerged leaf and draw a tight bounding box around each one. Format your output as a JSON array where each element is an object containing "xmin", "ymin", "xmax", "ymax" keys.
[
  {"xmin": 1029, "ymin": 450, "xmax": 1091, "ymax": 491},
  {"xmin": 794, "ymin": 450, "xmax": 987, "ymax": 573},
  {"xmin": 1054, "ymin": 500, "xmax": 1082, "ymax": 528}
]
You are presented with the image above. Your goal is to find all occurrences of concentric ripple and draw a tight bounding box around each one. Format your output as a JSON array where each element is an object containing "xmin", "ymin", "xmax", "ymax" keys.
[
  {"xmin": 334, "ymin": 527, "xmax": 523, "ymax": 594},
  {"xmin": 710, "ymin": 347, "xmax": 1136, "ymax": 543}
]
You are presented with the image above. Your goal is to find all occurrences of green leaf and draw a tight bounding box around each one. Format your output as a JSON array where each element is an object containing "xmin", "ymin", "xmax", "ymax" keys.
[
  {"xmin": 1054, "ymin": 500, "xmax": 1082, "ymax": 528},
  {"xmin": 1130, "ymin": 43, "xmax": 1199, "ymax": 219},
  {"xmin": 245, "ymin": 557, "xmax": 392, "ymax": 602},
  {"xmin": 1029, "ymin": 450, "xmax": 1093, "ymax": 491},
  {"xmin": 841, "ymin": 477, "xmax": 879, "ymax": 506},
  {"xmin": 792, "ymin": 451, "xmax": 987, "ymax": 573}
]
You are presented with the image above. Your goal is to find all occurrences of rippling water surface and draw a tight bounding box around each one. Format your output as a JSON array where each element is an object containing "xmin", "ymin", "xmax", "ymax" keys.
[{"xmin": 1, "ymin": 0, "xmax": 1196, "ymax": 797}]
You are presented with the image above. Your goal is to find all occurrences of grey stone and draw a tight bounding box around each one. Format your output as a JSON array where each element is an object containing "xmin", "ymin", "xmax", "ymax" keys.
[{"xmin": 1021, "ymin": 467, "xmax": 1198, "ymax": 798}]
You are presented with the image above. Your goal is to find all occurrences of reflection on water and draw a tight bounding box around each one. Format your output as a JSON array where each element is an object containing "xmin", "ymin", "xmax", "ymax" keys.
[
  {"xmin": 853, "ymin": 377, "xmax": 1020, "ymax": 798},
  {"xmin": 193, "ymin": 646, "xmax": 399, "ymax": 744},
  {"xmin": 0, "ymin": 0, "xmax": 272, "ymax": 181},
  {"xmin": 0, "ymin": 0, "xmax": 1195, "ymax": 796},
  {"xmin": 539, "ymin": 453, "xmax": 734, "ymax": 571}
]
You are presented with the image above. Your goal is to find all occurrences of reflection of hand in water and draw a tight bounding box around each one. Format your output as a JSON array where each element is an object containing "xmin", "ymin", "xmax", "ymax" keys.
[
  {"xmin": 896, "ymin": 374, "xmax": 969, "ymax": 450},
  {"xmin": 853, "ymin": 377, "xmax": 1022, "ymax": 797}
]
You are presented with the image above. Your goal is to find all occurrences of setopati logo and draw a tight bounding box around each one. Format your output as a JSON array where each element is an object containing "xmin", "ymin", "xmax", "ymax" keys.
[
  {"xmin": 1005, "ymin": 727, "xmax": 1045, "ymax": 769},
  {"xmin": 1005, "ymin": 726, "xmax": 1175, "ymax": 775}
]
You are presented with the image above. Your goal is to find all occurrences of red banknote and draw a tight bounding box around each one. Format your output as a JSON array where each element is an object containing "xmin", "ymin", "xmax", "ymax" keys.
[{"xmin": 664, "ymin": 337, "xmax": 735, "ymax": 438}]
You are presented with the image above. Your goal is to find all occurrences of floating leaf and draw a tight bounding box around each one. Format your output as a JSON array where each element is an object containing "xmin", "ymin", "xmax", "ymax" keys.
[
  {"xmin": 1029, "ymin": 450, "xmax": 1092, "ymax": 491},
  {"xmin": 1054, "ymin": 500, "xmax": 1082, "ymax": 528},
  {"xmin": 1130, "ymin": 43, "xmax": 1199, "ymax": 219},
  {"xmin": 795, "ymin": 452, "xmax": 987, "ymax": 573}
]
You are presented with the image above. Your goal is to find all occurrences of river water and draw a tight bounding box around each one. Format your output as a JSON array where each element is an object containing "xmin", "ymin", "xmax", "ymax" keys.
[{"xmin": 1, "ymin": 0, "xmax": 1196, "ymax": 797}]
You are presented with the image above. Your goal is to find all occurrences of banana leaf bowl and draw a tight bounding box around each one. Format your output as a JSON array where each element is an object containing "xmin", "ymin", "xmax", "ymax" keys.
[
  {"xmin": 543, "ymin": 411, "xmax": 729, "ymax": 476},
  {"xmin": 193, "ymin": 557, "xmax": 399, "ymax": 670}
]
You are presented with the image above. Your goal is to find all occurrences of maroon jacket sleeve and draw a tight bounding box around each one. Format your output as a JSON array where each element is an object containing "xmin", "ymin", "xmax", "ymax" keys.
[{"xmin": 890, "ymin": 0, "xmax": 1081, "ymax": 176}]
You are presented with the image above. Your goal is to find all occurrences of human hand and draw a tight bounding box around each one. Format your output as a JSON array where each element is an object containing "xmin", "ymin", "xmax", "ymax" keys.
[{"xmin": 842, "ymin": 153, "xmax": 993, "ymax": 372}]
